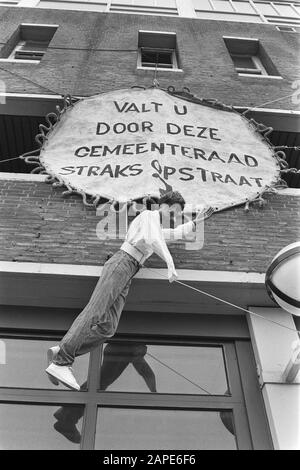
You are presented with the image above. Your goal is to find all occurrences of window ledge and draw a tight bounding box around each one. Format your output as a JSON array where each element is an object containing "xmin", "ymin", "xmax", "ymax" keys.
[
  {"xmin": 137, "ymin": 66, "xmax": 183, "ymax": 73},
  {"xmin": 0, "ymin": 172, "xmax": 47, "ymax": 181},
  {"xmin": 0, "ymin": 58, "xmax": 40, "ymax": 64},
  {"xmin": 238, "ymin": 73, "xmax": 283, "ymax": 79}
]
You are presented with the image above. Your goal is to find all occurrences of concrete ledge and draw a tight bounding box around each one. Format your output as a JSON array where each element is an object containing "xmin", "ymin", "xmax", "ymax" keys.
[
  {"xmin": 0, "ymin": 261, "xmax": 275, "ymax": 313},
  {"xmin": 0, "ymin": 260, "xmax": 265, "ymax": 282}
]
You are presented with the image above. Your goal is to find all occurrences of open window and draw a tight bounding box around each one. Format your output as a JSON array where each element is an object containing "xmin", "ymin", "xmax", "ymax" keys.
[{"xmin": 137, "ymin": 30, "xmax": 180, "ymax": 70}]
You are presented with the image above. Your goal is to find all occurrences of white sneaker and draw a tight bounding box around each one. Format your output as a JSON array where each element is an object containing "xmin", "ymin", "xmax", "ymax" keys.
[
  {"xmin": 47, "ymin": 346, "xmax": 60, "ymax": 386},
  {"xmin": 45, "ymin": 363, "xmax": 80, "ymax": 391}
]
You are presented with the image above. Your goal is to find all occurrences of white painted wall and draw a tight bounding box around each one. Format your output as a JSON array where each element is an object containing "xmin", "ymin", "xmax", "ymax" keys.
[
  {"xmin": 262, "ymin": 384, "xmax": 300, "ymax": 449},
  {"xmin": 248, "ymin": 307, "xmax": 300, "ymax": 450},
  {"xmin": 176, "ymin": 0, "xmax": 197, "ymax": 17},
  {"xmin": 18, "ymin": 0, "xmax": 39, "ymax": 6}
]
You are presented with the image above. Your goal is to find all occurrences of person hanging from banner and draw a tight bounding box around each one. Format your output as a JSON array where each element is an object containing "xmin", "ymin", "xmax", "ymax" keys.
[{"xmin": 45, "ymin": 191, "xmax": 209, "ymax": 390}]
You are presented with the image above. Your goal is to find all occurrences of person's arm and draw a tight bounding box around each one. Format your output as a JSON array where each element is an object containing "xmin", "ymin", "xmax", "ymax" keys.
[
  {"xmin": 162, "ymin": 207, "xmax": 214, "ymax": 241},
  {"xmin": 162, "ymin": 220, "xmax": 195, "ymax": 241},
  {"xmin": 140, "ymin": 210, "xmax": 178, "ymax": 283}
]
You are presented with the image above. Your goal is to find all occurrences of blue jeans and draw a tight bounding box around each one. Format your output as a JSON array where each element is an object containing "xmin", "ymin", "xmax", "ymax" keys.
[{"xmin": 54, "ymin": 249, "xmax": 141, "ymax": 366}]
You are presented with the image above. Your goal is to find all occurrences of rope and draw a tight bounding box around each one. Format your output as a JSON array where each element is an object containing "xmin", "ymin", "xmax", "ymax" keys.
[
  {"xmin": 0, "ymin": 49, "xmax": 158, "ymax": 99},
  {"xmin": 153, "ymin": 62, "xmax": 159, "ymax": 88},
  {"xmin": 241, "ymin": 92, "xmax": 298, "ymax": 116},
  {"xmin": 0, "ymin": 64, "xmax": 64, "ymax": 96},
  {"xmin": 0, "ymin": 58, "xmax": 299, "ymax": 108},
  {"xmin": 146, "ymin": 351, "xmax": 213, "ymax": 394},
  {"xmin": 0, "ymin": 156, "xmax": 23, "ymax": 164},
  {"xmin": 145, "ymin": 267, "xmax": 300, "ymax": 335}
]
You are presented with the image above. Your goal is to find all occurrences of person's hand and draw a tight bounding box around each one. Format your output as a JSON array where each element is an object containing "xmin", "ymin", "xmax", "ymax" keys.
[
  {"xmin": 168, "ymin": 268, "xmax": 178, "ymax": 283},
  {"xmin": 194, "ymin": 206, "xmax": 214, "ymax": 224}
]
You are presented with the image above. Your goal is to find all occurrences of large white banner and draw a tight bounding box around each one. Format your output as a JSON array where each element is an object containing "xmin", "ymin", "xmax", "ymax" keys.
[{"xmin": 40, "ymin": 88, "xmax": 280, "ymax": 211}]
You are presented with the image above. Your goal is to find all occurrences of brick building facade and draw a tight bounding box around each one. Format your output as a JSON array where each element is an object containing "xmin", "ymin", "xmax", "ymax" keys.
[
  {"xmin": 0, "ymin": 7, "xmax": 299, "ymax": 101},
  {"xmin": 0, "ymin": 179, "xmax": 298, "ymax": 272},
  {"xmin": 0, "ymin": 1, "xmax": 299, "ymax": 450}
]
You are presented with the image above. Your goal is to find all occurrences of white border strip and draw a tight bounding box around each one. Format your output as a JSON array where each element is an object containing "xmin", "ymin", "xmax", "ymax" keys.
[
  {"xmin": 0, "ymin": 172, "xmax": 46, "ymax": 181},
  {"xmin": 0, "ymin": 92, "xmax": 77, "ymax": 100},
  {"xmin": 0, "ymin": 260, "xmax": 265, "ymax": 284},
  {"xmin": 233, "ymin": 106, "xmax": 300, "ymax": 116},
  {"xmin": 277, "ymin": 188, "xmax": 300, "ymax": 196}
]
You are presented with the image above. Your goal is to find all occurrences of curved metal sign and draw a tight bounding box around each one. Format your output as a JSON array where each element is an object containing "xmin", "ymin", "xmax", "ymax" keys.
[{"xmin": 39, "ymin": 88, "xmax": 280, "ymax": 210}]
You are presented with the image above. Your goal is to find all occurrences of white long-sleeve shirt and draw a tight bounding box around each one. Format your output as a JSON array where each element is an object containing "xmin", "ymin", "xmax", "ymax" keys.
[{"xmin": 122, "ymin": 210, "xmax": 195, "ymax": 281}]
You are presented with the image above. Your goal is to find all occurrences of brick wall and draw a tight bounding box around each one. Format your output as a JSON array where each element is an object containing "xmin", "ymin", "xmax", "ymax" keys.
[
  {"xmin": 0, "ymin": 178, "xmax": 298, "ymax": 272},
  {"xmin": 0, "ymin": 7, "xmax": 299, "ymax": 109},
  {"xmin": 0, "ymin": 7, "xmax": 299, "ymax": 274}
]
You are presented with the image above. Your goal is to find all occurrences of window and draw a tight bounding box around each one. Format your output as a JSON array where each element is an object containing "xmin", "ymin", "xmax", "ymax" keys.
[
  {"xmin": 140, "ymin": 49, "xmax": 176, "ymax": 68},
  {"xmin": 0, "ymin": 335, "xmax": 241, "ymax": 449},
  {"xmin": 213, "ymin": 0, "xmax": 235, "ymax": 11},
  {"xmin": 273, "ymin": 2, "xmax": 298, "ymax": 17},
  {"xmin": 95, "ymin": 408, "xmax": 237, "ymax": 449},
  {"xmin": 256, "ymin": 2, "xmax": 300, "ymax": 25},
  {"xmin": 193, "ymin": 0, "xmax": 257, "ymax": 16},
  {"xmin": 137, "ymin": 31, "xmax": 180, "ymax": 70},
  {"xmin": 232, "ymin": 0, "xmax": 256, "ymax": 14},
  {"xmin": 110, "ymin": 0, "xmax": 178, "ymax": 16},
  {"xmin": 223, "ymin": 37, "xmax": 281, "ymax": 77},
  {"xmin": 0, "ymin": 337, "xmax": 89, "ymax": 389},
  {"xmin": 0, "ymin": 403, "xmax": 85, "ymax": 450},
  {"xmin": 254, "ymin": 1, "xmax": 277, "ymax": 16},
  {"xmin": 0, "ymin": 305, "xmax": 273, "ymax": 449},
  {"xmin": 193, "ymin": 1, "xmax": 300, "ymax": 25},
  {"xmin": 230, "ymin": 53, "xmax": 268, "ymax": 75},
  {"xmin": 0, "ymin": 24, "xmax": 58, "ymax": 63},
  {"xmin": 192, "ymin": 0, "xmax": 213, "ymax": 10},
  {"xmin": 98, "ymin": 343, "xmax": 229, "ymax": 394},
  {"xmin": 38, "ymin": 1, "xmax": 108, "ymax": 12}
]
